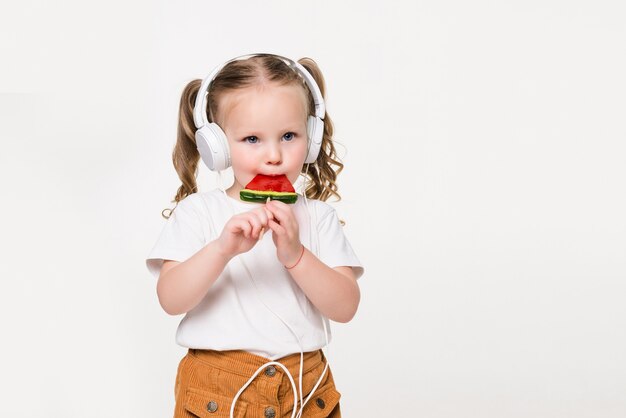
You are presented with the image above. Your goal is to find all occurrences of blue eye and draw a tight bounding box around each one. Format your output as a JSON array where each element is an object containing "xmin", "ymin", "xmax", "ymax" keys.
[
  {"xmin": 283, "ymin": 132, "xmax": 295, "ymax": 141},
  {"xmin": 244, "ymin": 136, "xmax": 258, "ymax": 144}
]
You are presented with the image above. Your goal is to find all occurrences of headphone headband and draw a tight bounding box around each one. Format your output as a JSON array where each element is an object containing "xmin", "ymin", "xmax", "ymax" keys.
[{"xmin": 193, "ymin": 53, "xmax": 326, "ymax": 129}]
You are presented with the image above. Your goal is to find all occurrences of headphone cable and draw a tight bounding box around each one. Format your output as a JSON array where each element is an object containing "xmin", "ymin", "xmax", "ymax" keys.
[{"xmin": 217, "ymin": 170, "xmax": 331, "ymax": 418}]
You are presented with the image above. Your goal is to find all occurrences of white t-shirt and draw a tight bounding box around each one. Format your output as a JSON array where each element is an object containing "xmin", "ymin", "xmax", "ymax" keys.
[{"xmin": 146, "ymin": 189, "xmax": 364, "ymax": 360}]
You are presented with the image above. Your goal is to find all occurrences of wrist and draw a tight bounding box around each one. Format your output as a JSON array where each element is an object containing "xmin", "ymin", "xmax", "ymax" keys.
[
  {"xmin": 212, "ymin": 239, "xmax": 234, "ymax": 264},
  {"xmin": 284, "ymin": 245, "xmax": 306, "ymax": 270}
]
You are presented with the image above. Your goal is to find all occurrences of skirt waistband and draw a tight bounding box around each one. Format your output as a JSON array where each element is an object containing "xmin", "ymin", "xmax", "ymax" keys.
[{"xmin": 187, "ymin": 348, "xmax": 325, "ymax": 379}]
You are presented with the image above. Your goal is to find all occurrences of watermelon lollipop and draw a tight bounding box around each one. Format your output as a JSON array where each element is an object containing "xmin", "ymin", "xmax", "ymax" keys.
[{"xmin": 240, "ymin": 174, "xmax": 298, "ymax": 204}]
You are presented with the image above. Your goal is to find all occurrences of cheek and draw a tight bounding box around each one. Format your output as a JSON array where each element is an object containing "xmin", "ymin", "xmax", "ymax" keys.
[
  {"xmin": 293, "ymin": 140, "xmax": 309, "ymax": 162},
  {"xmin": 229, "ymin": 149, "xmax": 254, "ymax": 181},
  {"xmin": 229, "ymin": 144, "xmax": 253, "ymax": 165}
]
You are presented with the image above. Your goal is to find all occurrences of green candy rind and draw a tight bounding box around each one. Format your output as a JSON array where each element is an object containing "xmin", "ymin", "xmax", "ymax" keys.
[{"xmin": 240, "ymin": 189, "xmax": 298, "ymax": 204}]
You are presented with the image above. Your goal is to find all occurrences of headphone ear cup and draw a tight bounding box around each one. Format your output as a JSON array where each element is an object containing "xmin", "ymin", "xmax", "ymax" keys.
[
  {"xmin": 305, "ymin": 115, "xmax": 324, "ymax": 164},
  {"xmin": 195, "ymin": 123, "xmax": 231, "ymax": 171}
]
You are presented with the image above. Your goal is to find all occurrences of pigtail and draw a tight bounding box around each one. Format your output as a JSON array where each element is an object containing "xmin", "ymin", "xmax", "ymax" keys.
[
  {"xmin": 161, "ymin": 79, "xmax": 202, "ymax": 219},
  {"xmin": 298, "ymin": 58, "xmax": 344, "ymax": 202}
]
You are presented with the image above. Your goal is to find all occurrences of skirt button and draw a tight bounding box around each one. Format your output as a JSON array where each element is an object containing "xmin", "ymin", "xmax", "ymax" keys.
[
  {"xmin": 207, "ymin": 400, "xmax": 218, "ymax": 413},
  {"xmin": 316, "ymin": 398, "xmax": 326, "ymax": 409},
  {"xmin": 264, "ymin": 406, "xmax": 276, "ymax": 418}
]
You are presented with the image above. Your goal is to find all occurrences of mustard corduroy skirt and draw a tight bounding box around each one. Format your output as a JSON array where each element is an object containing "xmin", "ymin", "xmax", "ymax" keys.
[{"xmin": 173, "ymin": 348, "xmax": 341, "ymax": 418}]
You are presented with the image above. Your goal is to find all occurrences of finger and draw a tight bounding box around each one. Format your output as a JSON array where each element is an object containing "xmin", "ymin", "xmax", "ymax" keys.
[
  {"xmin": 232, "ymin": 219, "xmax": 252, "ymax": 238},
  {"xmin": 252, "ymin": 210, "xmax": 268, "ymax": 240},
  {"xmin": 266, "ymin": 200, "xmax": 291, "ymax": 223},
  {"xmin": 228, "ymin": 218, "xmax": 246, "ymax": 233},
  {"xmin": 254, "ymin": 206, "xmax": 271, "ymax": 226},
  {"xmin": 246, "ymin": 213, "xmax": 264, "ymax": 239},
  {"xmin": 268, "ymin": 199, "xmax": 287, "ymax": 208},
  {"xmin": 267, "ymin": 201, "xmax": 299, "ymax": 235},
  {"xmin": 268, "ymin": 219, "xmax": 286, "ymax": 236},
  {"xmin": 264, "ymin": 204, "xmax": 277, "ymax": 222}
]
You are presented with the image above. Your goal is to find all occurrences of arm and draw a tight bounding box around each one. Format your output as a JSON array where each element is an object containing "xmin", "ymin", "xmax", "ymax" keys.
[
  {"xmin": 156, "ymin": 205, "xmax": 271, "ymax": 316},
  {"xmin": 156, "ymin": 240, "xmax": 230, "ymax": 315},
  {"xmin": 265, "ymin": 200, "xmax": 361, "ymax": 323},
  {"xmin": 287, "ymin": 252, "xmax": 360, "ymax": 323}
]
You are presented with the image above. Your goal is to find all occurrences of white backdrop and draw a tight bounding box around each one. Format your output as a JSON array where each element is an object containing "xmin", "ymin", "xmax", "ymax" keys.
[{"xmin": 1, "ymin": 1, "xmax": 625, "ymax": 417}]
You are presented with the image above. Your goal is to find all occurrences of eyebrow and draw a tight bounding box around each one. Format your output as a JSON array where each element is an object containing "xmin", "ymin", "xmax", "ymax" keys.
[{"xmin": 233, "ymin": 126, "xmax": 304, "ymax": 135}]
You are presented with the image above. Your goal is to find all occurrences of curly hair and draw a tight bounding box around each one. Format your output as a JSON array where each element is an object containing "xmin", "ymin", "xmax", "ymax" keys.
[{"xmin": 161, "ymin": 54, "xmax": 344, "ymax": 219}]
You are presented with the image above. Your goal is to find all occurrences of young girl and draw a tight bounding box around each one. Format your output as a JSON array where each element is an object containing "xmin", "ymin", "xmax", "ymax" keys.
[{"xmin": 146, "ymin": 53, "xmax": 364, "ymax": 418}]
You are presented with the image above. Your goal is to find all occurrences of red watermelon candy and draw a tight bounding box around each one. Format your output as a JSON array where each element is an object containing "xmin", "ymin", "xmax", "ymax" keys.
[{"xmin": 240, "ymin": 174, "xmax": 298, "ymax": 204}]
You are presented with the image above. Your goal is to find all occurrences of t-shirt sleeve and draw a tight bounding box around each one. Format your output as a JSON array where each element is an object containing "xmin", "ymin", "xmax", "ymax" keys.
[
  {"xmin": 145, "ymin": 195, "xmax": 207, "ymax": 279},
  {"xmin": 317, "ymin": 207, "xmax": 364, "ymax": 279}
]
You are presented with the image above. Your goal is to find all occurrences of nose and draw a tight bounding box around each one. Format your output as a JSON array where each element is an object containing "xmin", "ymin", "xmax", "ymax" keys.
[{"xmin": 265, "ymin": 142, "xmax": 282, "ymax": 165}]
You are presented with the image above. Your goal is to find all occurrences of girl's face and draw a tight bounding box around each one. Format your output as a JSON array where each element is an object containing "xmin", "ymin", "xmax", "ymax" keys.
[{"xmin": 218, "ymin": 82, "xmax": 309, "ymax": 200}]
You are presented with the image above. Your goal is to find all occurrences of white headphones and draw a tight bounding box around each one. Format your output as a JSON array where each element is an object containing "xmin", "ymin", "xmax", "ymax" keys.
[{"xmin": 193, "ymin": 53, "xmax": 326, "ymax": 172}]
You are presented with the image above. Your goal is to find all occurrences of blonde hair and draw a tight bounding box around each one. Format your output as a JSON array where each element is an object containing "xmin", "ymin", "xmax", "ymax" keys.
[{"xmin": 161, "ymin": 54, "xmax": 344, "ymax": 219}]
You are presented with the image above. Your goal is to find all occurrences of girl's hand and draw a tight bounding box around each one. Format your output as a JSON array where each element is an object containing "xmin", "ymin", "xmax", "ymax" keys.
[
  {"xmin": 216, "ymin": 206, "xmax": 272, "ymax": 259},
  {"xmin": 265, "ymin": 200, "xmax": 303, "ymax": 267}
]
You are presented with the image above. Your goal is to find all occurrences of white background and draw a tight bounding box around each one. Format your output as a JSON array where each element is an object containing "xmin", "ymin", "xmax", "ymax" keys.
[{"xmin": 1, "ymin": 1, "xmax": 625, "ymax": 417}]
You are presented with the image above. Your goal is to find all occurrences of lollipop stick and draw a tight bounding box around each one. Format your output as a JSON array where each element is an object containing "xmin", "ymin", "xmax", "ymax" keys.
[{"xmin": 258, "ymin": 197, "xmax": 271, "ymax": 240}]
